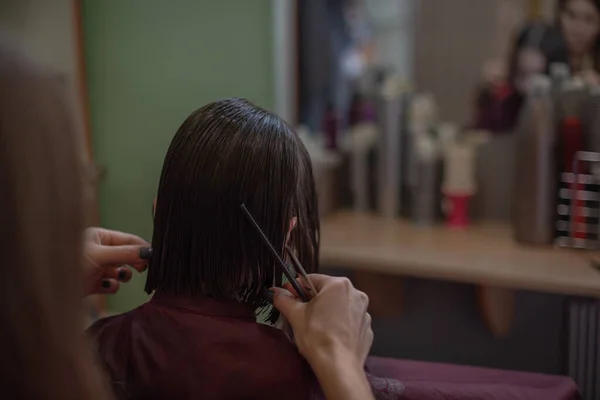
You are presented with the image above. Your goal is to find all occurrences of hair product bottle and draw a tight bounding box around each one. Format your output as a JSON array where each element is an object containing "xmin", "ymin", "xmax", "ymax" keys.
[
  {"xmin": 350, "ymin": 123, "xmax": 377, "ymax": 212},
  {"xmin": 442, "ymin": 140, "xmax": 477, "ymax": 228},
  {"xmin": 584, "ymin": 85, "xmax": 600, "ymax": 155},
  {"xmin": 549, "ymin": 63, "xmax": 570, "ymax": 94},
  {"xmin": 410, "ymin": 135, "xmax": 440, "ymax": 226},
  {"xmin": 513, "ymin": 74, "xmax": 556, "ymax": 245},
  {"xmin": 376, "ymin": 76, "xmax": 406, "ymax": 218},
  {"xmin": 404, "ymin": 93, "xmax": 437, "ymax": 218},
  {"xmin": 555, "ymin": 77, "xmax": 589, "ymax": 246}
]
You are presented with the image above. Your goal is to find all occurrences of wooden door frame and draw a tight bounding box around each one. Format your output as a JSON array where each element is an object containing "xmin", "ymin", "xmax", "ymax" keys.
[
  {"xmin": 72, "ymin": 0, "xmax": 94, "ymax": 163},
  {"xmin": 72, "ymin": 0, "xmax": 106, "ymax": 315}
]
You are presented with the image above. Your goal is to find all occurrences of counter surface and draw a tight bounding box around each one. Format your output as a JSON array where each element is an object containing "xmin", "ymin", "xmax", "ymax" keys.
[{"xmin": 320, "ymin": 211, "xmax": 600, "ymax": 298}]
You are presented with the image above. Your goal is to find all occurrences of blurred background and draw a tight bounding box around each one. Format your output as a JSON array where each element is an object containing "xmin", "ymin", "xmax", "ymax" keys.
[{"xmin": 2, "ymin": 0, "xmax": 600, "ymax": 392}]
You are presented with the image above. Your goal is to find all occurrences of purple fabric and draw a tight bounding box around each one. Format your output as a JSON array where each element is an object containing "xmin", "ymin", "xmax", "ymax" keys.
[
  {"xmin": 366, "ymin": 356, "xmax": 581, "ymax": 400},
  {"xmin": 365, "ymin": 371, "xmax": 405, "ymax": 399}
]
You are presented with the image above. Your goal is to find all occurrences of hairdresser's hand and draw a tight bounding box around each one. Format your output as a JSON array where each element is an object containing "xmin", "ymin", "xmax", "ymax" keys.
[
  {"xmin": 272, "ymin": 274, "xmax": 374, "ymax": 400},
  {"xmin": 83, "ymin": 227, "xmax": 150, "ymax": 295},
  {"xmin": 272, "ymin": 274, "xmax": 372, "ymax": 367}
]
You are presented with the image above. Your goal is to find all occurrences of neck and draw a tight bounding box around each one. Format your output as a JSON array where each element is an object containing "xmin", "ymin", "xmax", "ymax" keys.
[{"xmin": 151, "ymin": 291, "xmax": 257, "ymax": 320}]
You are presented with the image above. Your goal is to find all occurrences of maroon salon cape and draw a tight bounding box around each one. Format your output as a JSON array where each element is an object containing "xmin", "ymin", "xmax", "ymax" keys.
[
  {"xmin": 89, "ymin": 293, "xmax": 578, "ymax": 399},
  {"xmin": 88, "ymin": 293, "xmax": 403, "ymax": 399}
]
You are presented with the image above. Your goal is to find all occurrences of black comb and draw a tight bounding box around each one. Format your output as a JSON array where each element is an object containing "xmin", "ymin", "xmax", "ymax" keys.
[{"xmin": 240, "ymin": 204, "xmax": 310, "ymax": 302}]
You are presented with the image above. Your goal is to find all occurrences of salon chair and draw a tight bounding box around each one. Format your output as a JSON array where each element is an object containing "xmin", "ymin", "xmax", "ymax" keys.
[{"xmin": 367, "ymin": 356, "xmax": 579, "ymax": 400}]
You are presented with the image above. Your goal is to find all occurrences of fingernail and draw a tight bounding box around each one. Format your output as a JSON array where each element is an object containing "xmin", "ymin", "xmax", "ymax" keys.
[
  {"xmin": 101, "ymin": 280, "xmax": 111, "ymax": 289},
  {"xmin": 117, "ymin": 268, "xmax": 127, "ymax": 281},
  {"xmin": 262, "ymin": 289, "xmax": 274, "ymax": 303},
  {"xmin": 139, "ymin": 247, "xmax": 153, "ymax": 260}
]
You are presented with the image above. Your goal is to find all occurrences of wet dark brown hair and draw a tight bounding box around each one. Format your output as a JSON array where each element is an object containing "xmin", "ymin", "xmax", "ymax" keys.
[
  {"xmin": 0, "ymin": 39, "xmax": 110, "ymax": 398},
  {"xmin": 146, "ymin": 98, "xmax": 319, "ymax": 321}
]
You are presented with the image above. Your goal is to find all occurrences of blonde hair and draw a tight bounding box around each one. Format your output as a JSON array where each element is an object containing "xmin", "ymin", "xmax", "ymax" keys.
[{"xmin": 0, "ymin": 38, "xmax": 110, "ymax": 398}]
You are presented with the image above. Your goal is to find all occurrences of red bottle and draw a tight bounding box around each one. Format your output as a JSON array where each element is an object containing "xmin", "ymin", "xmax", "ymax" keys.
[{"xmin": 561, "ymin": 117, "xmax": 585, "ymax": 240}]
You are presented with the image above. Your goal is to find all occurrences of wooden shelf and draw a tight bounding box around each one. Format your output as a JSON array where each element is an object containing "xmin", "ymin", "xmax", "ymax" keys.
[{"xmin": 320, "ymin": 211, "xmax": 600, "ymax": 298}]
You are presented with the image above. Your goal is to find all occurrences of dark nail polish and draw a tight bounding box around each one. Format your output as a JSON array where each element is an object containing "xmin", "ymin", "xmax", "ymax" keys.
[
  {"xmin": 118, "ymin": 269, "xmax": 127, "ymax": 281},
  {"xmin": 101, "ymin": 280, "xmax": 111, "ymax": 289},
  {"xmin": 139, "ymin": 247, "xmax": 153, "ymax": 260},
  {"xmin": 262, "ymin": 289, "xmax": 274, "ymax": 303}
]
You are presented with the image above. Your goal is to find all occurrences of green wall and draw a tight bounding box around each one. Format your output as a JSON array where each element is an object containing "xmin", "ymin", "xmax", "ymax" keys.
[{"xmin": 83, "ymin": 0, "xmax": 275, "ymax": 312}]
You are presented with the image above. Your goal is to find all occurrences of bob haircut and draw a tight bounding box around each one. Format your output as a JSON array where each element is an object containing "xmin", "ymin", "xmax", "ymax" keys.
[{"xmin": 145, "ymin": 98, "xmax": 319, "ymax": 321}]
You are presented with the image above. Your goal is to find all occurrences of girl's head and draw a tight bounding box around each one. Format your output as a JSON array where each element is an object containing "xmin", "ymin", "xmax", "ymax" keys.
[
  {"xmin": 558, "ymin": 0, "xmax": 600, "ymax": 57},
  {"xmin": 146, "ymin": 98, "xmax": 319, "ymax": 320},
  {"xmin": 0, "ymin": 38, "xmax": 108, "ymax": 398}
]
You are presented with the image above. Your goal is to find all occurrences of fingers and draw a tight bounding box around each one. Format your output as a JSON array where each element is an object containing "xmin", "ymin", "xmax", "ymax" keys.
[
  {"xmin": 97, "ymin": 279, "xmax": 120, "ymax": 295},
  {"xmin": 305, "ymin": 275, "xmax": 365, "ymax": 306},
  {"xmin": 91, "ymin": 245, "xmax": 149, "ymax": 272},
  {"xmin": 130, "ymin": 260, "xmax": 149, "ymax": 273},
  {"xmin": 104, "ymin": 266, "xmax": 133, "ymax": 283},
  {"xmin": 361, "ymin": 312, "xmax": 373, "ymax": 341},
  {"xmin": 306, "ymin": 274, "xmax": 354, "ymax": 292},
  {"xmin": 304, "ymin": 273, "xmax": 336, "ymax": 291},
  {"xmin": 87, "ymin": 265, "xmax": 135, "ymax": 295},
  {"xmin": 271, "ymin": 288, "xmax": 303, "ymax": 321},
  {"xmin": 282, "ymin": 282, "xmax": 300, "ymax": 298},
  {"xmin": 86, "ymin": 227, "xmax": 150, "ymax": 271},
  {"xmin": 95, "ymin": 228, "xmax": 149, "ymax": 247},
  {"xmin": 361, "ymin": 312, "xmax": 374, "ymax": 363},
  {"xmin": 363, "ymin": 324, "xmax": 374, "ymax": 363},
  {"xmin": 282, "ymin": 277, "xmax": 316, "ymax": 299},
  {"xmin": 356, "ymin": 307, "xmax": 374, "ymax": 366},
  {"xmin": 358, "ymin": 289, "xmax": 369, "ymax": 312}
]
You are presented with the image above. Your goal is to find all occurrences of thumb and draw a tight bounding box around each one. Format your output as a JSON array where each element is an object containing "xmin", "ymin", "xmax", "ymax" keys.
[
  {"xmin": 90, "ymin": 245, "xmax": 147, "ymax": 270},
  {"xmin": 272, "ymin": 288, "xmax": 303, "ymax": 322}
]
